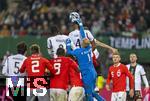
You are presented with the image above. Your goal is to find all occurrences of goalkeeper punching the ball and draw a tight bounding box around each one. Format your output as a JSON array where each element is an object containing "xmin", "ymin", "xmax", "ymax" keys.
[{"xmin": 66, "ymin": 12, "xmax": 105, "ymax": 101}]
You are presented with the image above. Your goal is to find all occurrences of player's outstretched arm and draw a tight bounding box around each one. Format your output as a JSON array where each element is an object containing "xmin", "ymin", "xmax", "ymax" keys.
[
  {"xmin": 74, "ymin": 19, "xmax": 90, "ymax": 47},
  {"xmin": 75, "ymin": 19, "xmax": 86, "ymax": 39},
  {"xmin": 95, "ymin": 39, "xmax": 118, "ymax": 53},
  {"xmin": 66, "ymin": 38, "xmax": 76, "ymax": 56}
]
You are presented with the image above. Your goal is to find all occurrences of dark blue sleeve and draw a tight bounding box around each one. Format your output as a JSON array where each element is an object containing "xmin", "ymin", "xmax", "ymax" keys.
[
  {"xmin": 75, "ymin": 19, "xmax": 86, "ymax": 39},
  {"xmin": 79, "ymin": 25, "xmax": 86, "ymax": 39},
  {"xmin": 66, "ymin": 45, "xmax": 77, "ymax": 56},
  {"xmin": 66, "ymin": 38, "xmax": 77, "ymax": 56}
]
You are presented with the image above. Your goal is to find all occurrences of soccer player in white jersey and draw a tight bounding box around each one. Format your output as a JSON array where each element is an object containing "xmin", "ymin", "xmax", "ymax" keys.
[
  {"xmin": 69, "ymin": 12, "xmax": 117, "ymax": 101},
  {"xmin": 2, "ymin": 42, "xmax": 27, "ymax": 76},
  {"xmin": 69, "ymin": 12, "xmax": 117, "ymax": 61},
  {"xmin": 126, "ymin": 53, "xmax": 149, "ymax": 101},
  {"xmin": 47, "ymin": 25, "xmax": 75, "ymax": 58},
  {"xmin": 2, "ymin": 42, "xmax": 27, "ymax": 100}
]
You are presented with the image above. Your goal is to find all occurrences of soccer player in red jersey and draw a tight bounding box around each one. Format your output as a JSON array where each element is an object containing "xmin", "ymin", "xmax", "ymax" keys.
[
  {"xmin": 20, "ymin": 44, "xmax": 56, "ymax": 101},
  {"xmin": 20, "ymin": 44, "xmax": 56, "ymax": 76},
  {"xmin": 106, "ymin": 52, "xmax": 134, "ymax": 101},
  {"xmin": 49, "ymin": 48, "xmax": 84, "ymax": 101},
  {"xmin": 68, "ymin": 55, "xmax": 84, "ymax": 101}
]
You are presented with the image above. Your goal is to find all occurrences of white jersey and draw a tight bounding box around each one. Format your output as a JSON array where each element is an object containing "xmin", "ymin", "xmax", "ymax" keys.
[
  {"xmin": 69, "ymin": 29, "xmax": 99, "ymax": 58},
  {"xmin": 126, "ymin": 64, "xmax": 149, "ymax": 91},
  {"xmin": 2, "ymin": 54, "xmax": 26, "ymax": 76},
  {"xmin": 47, "ymin": 35, "xmax": 75, "ymax": 58},
  {"xmin": 69, "ymin": 29, "xmax": 94, "ymax": 48}
]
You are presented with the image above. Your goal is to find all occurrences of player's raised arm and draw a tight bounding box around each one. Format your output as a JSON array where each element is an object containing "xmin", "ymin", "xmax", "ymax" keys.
[
  {"xmin": 75, "ymin": 19, "xmax": 90, "ymax": 47},
  {"xmin": 95, "ymin": 39, "xmax": 118, "ymax": 53}
]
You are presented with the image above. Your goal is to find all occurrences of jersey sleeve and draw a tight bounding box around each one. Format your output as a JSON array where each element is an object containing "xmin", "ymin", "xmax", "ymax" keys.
[
  {"xmin": 66, "ymin": 38, "xmax": 78, "ymax": 56},
  {"xmin": 47, "ymin": 38, "xmax": 54, "ymax": 55},
  {"xmin": 140, "ymin": 65, "xmax": 146, "ymax": 76},
  {"xmin": 20, "ymin": 59, "xmax": 27, "ymax": 73},
  {"xmin": 45, "ymin": 58, "xmax": 56, "ymax": 75},
  {"xmin": 2, "ymin": 58, "xmax": 8, "ymax": 75},
  {"xmin": 123, "ymin": 65, "xmax": 134, "ymax": 89},
  {"xmin": 47, "ymin": 38, "xmax": 53, "ymax": 49},
  {"xmin": 85, "ymin": 30, "xmax": 94, "ymax": 41},
  {"xmin": 106, "ymin": 67, "xmax": 111, "ymax": 84},
  {"xmin": 70, "ymin": 59, "xmax": 79, "ymax": 72},
  {"xmin": 140, "ymin": 66, "xmax": 149, "ymax": 87},
  {"xmin": 79, "ymin": 24, "xmax": 86, "ymax": 39}
]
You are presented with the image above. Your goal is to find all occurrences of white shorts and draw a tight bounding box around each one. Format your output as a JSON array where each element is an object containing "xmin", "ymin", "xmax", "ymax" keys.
[
  {"xmin": 27, "ymin": 89, "xmax": 49, "ymax": 101},
  {"xmin": 50, "ymin": 88, "xmax": 67, "ymax": 101},
  {"xmin": 68, "ymin": 86, "xmax": 85, "ymax": 101},
  {"xmin": 111, "ymin": 91, "xmax": 126, "ymax": 101}
]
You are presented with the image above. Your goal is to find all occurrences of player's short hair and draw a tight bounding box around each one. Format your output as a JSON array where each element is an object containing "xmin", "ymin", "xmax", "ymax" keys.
[
  {"xmin": 130, "ymin": 53, "xmax": 136, "ymax": 56},
  {"xmin": 130, "ymin": 53, "xmax": 137, "ymax": 58},
  {"xmin": 30, "ymin": 44, "xmax": 40, "ymax": 54},
  {"xmin": 112, "ymin": 51, "xmax": 120, "ymax": 56},
  {"xmin": 50, "ymin": 25, "xmax": 60, "ymax": 35},
  {"xmin": 56, "ymin": 48, "xmax": 65, "ymax": 56},
  {"xmin": 17, "ymin": 41, "xmax": 27, "ymax": 54}
]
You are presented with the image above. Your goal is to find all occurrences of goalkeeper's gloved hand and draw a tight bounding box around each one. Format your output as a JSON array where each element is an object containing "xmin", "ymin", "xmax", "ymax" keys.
[{"xmin": 74, "ymin": 18, "xmax": 83, "ymax": 26}]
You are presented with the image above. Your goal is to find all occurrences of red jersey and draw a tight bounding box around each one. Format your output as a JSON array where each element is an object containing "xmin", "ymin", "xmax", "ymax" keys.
[
  {"xmin": 49, "ymin": 56, "xmax": 83, "ymax": 90},
  {"xmin": 92, "ymin": 52, "xmax": 99, "ymax": 67},
  {"xmin": 69, "ymin": 59, "xmax": 83, "ymax": 87},
  {"xmin": 106, "ymin": 63, "xmax": 134, "ymax": 92},
  {"xmin": 20, "ymin": 54, "xmax": 56, "ymax": 76}
]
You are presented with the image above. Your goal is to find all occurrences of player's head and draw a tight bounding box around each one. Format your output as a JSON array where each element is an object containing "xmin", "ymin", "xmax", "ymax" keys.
[
  {"xmin": 56, "ymin": 48, "xmax": 66, "ymax": 56},
  {"xmin": 30, "ymin": 44, "xmax": 40, "ymax": 54},
  {"xmin": 69, "ymin": 12, "xmax": 80, "ymax": 29},
  {"xmin": 129, "ymin": 53, "xmax": 137, "ymax": 63},
  {"xmin": 82, "ymin": 38, "xmax": 90, "ymax": 48},
  {"xmin": 112, "ymin": 51, "xmax": 121, "ymax": 64},
  {"xmin": 50, "ymin": 25, "xmax": 60, "ymax": 36},
  {"xmin": 17, "ymin": 41, "xmax": 27, "ymax": 55}
]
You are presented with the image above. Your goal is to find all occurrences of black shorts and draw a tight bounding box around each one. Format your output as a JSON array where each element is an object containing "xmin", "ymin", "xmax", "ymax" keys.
[{"xmin": 126, "ymin": 90, "xmax": 142, "ymax": 101}]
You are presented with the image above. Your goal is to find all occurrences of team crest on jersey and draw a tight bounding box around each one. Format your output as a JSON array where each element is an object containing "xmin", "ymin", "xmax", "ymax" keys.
[{"xmin": 117, "ymin": 69, "xmax": 121, "ymax": 77}]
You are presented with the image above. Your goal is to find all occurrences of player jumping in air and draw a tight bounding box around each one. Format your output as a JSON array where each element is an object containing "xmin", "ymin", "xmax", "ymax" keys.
[
  {"xmin": 66, "ymin": 16, "xmax": 105, "ymax": 101},
  {"xmin": 47, "ymin": 25, "xmax": 75, "ymax": 58}
]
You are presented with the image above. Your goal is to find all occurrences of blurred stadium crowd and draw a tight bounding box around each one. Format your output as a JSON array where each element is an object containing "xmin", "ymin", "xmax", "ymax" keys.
[{"xmin": 0, "ymin": 0, "xmax": 150, "ymax": 37}]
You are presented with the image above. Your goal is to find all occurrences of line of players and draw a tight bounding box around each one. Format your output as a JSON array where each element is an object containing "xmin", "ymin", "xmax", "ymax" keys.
[
  {"xmin": 2, "ymin": 12, "xmax": 149, "ymax": 101},
  {"xmin": 2, "ymin": 12, "xmax": 115, "ymax": 101}
]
